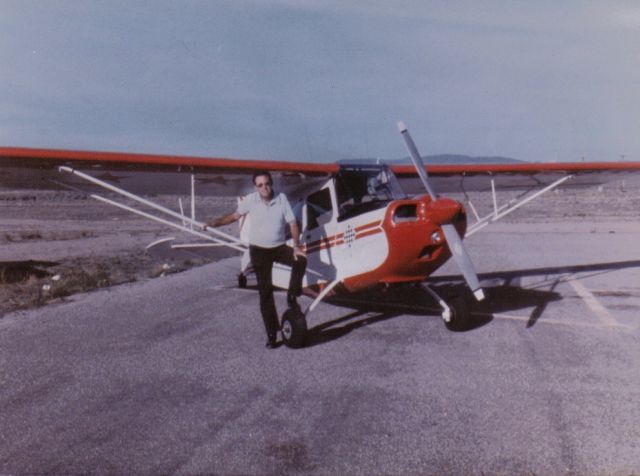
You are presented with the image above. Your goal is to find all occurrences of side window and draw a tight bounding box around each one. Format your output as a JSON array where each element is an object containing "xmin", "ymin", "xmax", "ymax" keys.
[{"xmin": 306, "ymin": 188, "xmax": 333, "ymax": 230}]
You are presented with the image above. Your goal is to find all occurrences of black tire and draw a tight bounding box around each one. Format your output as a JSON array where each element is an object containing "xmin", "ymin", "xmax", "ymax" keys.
[
  {"xmin": 238, "ymin": 273, "xmax": 247, "ymax": 289},
  {"xmin": 281, "ymin": 307, "xmax": 307, "ymax": 348},
  {"xmin": 444, "ymin": 295, "xmax": 471, "ymax": 332}
]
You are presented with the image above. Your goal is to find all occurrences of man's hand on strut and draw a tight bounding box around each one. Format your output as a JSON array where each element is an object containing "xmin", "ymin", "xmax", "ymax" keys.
[
  {"xmin": 204, "ymin": 213, "xmax": 240, "ymax": 230},
  {"xmin": 293, "ymin": 245, "xmax": 306, "ymax": 261},
  {"xmin": 202, "ymin": 218, "xmax": 220, "ymax": 230}
]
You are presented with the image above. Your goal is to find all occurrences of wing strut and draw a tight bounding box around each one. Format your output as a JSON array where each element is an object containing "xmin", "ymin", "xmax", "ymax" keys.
[
  {"xmin": 90, "ymin": 193, "xmax": 246, "ymax": 252},
  {"xmin": 466, "ymin": 174, "xmax": 573, "ymax": 237},
  {"xmin": 59, "ymin": 166, "xmax": 247, "ymax": 252},
  {"xmin": 58, "ymin": 166, "xmax": 332, "ymax": 291}
]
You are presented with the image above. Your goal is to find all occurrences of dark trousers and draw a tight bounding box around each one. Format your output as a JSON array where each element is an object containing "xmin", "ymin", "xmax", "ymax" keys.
[{"xmin": 249, "ymin": 244, "xmax": 307, "ymax": 339}]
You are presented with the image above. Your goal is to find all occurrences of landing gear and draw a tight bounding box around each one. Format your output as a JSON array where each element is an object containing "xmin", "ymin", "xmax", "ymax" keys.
[
  {"xmin": 279, "ymin": 278, "xmax": 340, "ymax": 349},
  {"xmin": 420, "ymin": 284, "xmax": 472, "ymax": 332},
  {"xmin": 281, "ymin": 306, "xmax": 308, "ymax": 348},
  {"xmin": 238, "ymin": 273, "xmax": 247, "ymax": 289},
  {"xmin": 443, "ymin": 295, "xmax": 471, "ymax": 332}
]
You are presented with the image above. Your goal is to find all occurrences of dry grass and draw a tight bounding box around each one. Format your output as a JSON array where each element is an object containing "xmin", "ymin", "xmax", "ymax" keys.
[
  {"xmin": 0, "ymin": 191, "xmax": 235, "ymax": 317},
  {"xmin": 1, "ymin": 259, "xmax": 120, "ymax": 315},
  {"xmin": 0, "ymin": 264, "xmax": 115, "ymax": 313},
  {"xmin": 48, "ymin": 268, "xmax": 112, "ymax": 299},
  {"xmin": 0, "ymin": 254, "xmax": 208, "ymax": 317}
]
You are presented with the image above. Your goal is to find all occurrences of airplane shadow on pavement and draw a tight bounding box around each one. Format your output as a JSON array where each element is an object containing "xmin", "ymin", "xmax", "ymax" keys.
[
  {"xmin": 303, "ymin": 284, "xmax": 559, "ymax": 348},
  {"xmin": 433, "ymin": 258, "xmax": 640, "ymax": 329},
  {"xmin": 302, "ymin": 259, "xmax": 640, "ymax": 347}
]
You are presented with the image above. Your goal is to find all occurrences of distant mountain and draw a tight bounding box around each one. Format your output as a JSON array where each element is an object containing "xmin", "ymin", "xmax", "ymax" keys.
[
  {"xmin": 340, "ymin": 155, "xmax": 524, "ymax": 166},
  {"xmin": 392, "ymin": 154, "xmax": 524, "ymax": 165}
]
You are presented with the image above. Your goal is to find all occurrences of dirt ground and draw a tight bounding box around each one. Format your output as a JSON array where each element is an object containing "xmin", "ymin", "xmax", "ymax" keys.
[
  {"xmin": 1, "ymin": 180, "xmax": 638, "ymax": 317},
  {"xmin": 0, "ymin": 191, "xmax": 238, "ymax": 315}
]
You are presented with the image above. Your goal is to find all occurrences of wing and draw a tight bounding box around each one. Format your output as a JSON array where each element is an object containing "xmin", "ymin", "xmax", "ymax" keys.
[
  {"xmin": 3, "ymin": 145, "xmax": 639, "ymax": 271},
  {"xmin": 392, "ymin": 162, "xmax": 640, "ymax": 195},
  {"xmin": 391, "ymin": 161, "xmax": 640, "ymax": 237},
  {"xmin": 0, "ymin": 146, "xmax": 337, "ymax": 199},
  {"xmin": 4, "ymin": 146, "xmax": 639, "ymax": 197}
]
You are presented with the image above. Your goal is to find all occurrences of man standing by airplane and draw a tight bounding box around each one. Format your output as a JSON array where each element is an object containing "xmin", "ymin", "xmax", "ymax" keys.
[{"xmin": 205, "ymin": 171, "xmax": 307, "ymax": 349}]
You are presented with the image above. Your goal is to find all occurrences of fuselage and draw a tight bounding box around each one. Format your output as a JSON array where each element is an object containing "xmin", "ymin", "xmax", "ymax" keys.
[
  {"xmin": 341, "ymin": 194, "xmax": 467, "ymax": 292},
  {"xmin": 278, "ymin": 162, "xmax": 469, "ymax": 293}
]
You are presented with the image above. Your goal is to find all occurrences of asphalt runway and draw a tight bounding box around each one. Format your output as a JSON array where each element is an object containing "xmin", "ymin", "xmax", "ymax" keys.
[{"xmin": 1, "ymin": 223, "xmax": 639, "ymax": 475}]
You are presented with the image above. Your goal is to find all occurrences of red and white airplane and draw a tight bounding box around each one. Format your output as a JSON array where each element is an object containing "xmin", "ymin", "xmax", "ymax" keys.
[{"xmin": 2, "ymin": 122, "xmax": 639, "ymax": 347}]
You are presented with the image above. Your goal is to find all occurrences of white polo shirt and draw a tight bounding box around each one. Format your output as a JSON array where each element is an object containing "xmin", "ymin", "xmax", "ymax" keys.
[{"xmin": 237, "ymin": 191, "xmax": 296, "ymax": 248}]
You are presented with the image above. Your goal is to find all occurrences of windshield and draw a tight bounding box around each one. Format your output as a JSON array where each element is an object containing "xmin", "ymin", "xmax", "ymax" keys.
[{"xmin": 335, "ymin": 164, "xmax": 406, "ymax": 221}]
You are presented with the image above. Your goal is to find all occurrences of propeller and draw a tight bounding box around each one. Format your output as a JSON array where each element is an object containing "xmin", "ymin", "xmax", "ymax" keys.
[{"xmin": 398, "ymin": 121, "xmax": 485, "ymax": 301}]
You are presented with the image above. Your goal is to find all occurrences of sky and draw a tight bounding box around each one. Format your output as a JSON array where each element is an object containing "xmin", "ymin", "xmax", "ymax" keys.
[{"xmin": 1, "ymin": 0, "xmax": 639, "ymax": 163}]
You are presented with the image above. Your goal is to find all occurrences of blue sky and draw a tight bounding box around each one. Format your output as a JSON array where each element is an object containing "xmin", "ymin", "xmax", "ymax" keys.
[{"xmin": 2, "ymin": 1, "xmax": 639, "ymax": 162}]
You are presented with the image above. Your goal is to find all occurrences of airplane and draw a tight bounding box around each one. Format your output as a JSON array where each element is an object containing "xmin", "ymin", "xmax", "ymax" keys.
[{"xmin": 1, "ymin": 122, "xmax": 639, "ymax": 348}]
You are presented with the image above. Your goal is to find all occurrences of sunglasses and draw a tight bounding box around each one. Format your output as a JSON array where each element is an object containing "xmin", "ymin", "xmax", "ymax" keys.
[{"xmin": 255, "ymin": 182, "xmax": 272, "ymax": 188}]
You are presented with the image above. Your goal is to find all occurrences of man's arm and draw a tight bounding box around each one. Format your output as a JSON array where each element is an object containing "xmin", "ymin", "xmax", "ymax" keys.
[
  {"xmin": 205, "ymin": 212, "xmax": 241, "ymax": 229},
  {"xmin": 289, "ymin": 220, "xmax": 306, "ymax": 259}
]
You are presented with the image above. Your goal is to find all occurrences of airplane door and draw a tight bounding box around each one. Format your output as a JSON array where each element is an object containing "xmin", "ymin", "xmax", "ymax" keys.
[{"xmin": 303, "ymin": 186, "xmax": 338, "ymax": 283}]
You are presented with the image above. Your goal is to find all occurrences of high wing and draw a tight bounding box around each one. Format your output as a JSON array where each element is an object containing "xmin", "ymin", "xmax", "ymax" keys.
[
  {"xmin": 2, "ymin": 146, "xmax": 640, "ymax": 239},
  {"xmin": 0, "ymin": 147, "xmax": 338, "ymax": 273},
  {"xmin": 3, "ymin": 146, "xmax": 640, "ymax": 197},
  {"xmin": 0, "ymin": 146, "xmax": 336, "ymax": 199},
  {"xmin": 395, "ymin": 161, "xmax": 640, "ymax": 195},
  {"xmin": 394, "ymin": 161, "xmax": 640, "ymax": 237}
]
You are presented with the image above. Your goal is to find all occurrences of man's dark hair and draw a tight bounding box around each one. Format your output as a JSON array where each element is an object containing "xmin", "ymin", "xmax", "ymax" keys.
[{"xmin": 252, "ymin": 170, "xmax": 272, "ymax": 185}]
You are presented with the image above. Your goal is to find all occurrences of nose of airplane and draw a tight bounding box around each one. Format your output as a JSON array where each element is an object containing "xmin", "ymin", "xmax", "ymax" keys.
[
  {"xmin": 388, "ymin": 195, "xmax": 467, "ymax": 232},
  {"xmin": 425, "ymin": 197, "xmax": 465, "ymax": 227}
]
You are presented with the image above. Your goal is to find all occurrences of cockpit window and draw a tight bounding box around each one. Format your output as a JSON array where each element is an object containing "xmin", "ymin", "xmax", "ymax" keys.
[
  {"xmin": 306, "ymin": 187, "xmax": 333, "ymax": 230},
  {"xmin": 335, "ymin": 164, "xmax": 406, "ymax": 221}
]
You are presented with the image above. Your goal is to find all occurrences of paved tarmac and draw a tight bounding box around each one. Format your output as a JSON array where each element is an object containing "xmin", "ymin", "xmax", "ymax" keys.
[{"xmin": 1, "ymin": 223, "xmax": 639, "ymax": 475}]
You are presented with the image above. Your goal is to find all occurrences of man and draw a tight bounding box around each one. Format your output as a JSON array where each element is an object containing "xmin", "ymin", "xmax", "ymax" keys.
[{"xmin": 206, "ymin": 171, "xmax": 307, "ymax": 349}]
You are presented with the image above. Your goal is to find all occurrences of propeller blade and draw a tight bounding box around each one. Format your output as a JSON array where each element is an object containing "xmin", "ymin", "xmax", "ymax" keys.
[
  {"xmin": 441, "ymin": 224, "xmax": 485, "ymax": 301},
  {"xmin": 398, "ymin": 121, "xmax": 485, "ymax": 301},
  {"xmin": 397, "ymin": 121, "xmax": 437, "ymax": 200}
]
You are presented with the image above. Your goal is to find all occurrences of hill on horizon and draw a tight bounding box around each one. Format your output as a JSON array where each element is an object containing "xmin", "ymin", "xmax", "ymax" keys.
[
  {"xmin": 341, "ymin": 154, "xmax": 523, "ymax": 165},
  {"xmin": 393, "ymin": 154, "xmax": 524, "ymax": 165}
]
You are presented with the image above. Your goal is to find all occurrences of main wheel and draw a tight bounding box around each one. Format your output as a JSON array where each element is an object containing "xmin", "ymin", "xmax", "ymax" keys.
[
  {"xmin": 444, "ymin": 295, "xmax": 471, "ymax": 332},
  {"xmin": 281, "ymin": 307, "xmax": 308, "ymax": 348}
]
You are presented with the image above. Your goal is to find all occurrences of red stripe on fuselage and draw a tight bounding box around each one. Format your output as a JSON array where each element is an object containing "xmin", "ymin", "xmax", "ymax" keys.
[
  {"xmin": 304, "ymin": 220, "xmax": 382, "ymax": 254},
  {"xmin": 355, "ymin": 228, "xmax": 382, "ymax": 240},
  {"xmin": 354, "ymin": 221, "xmax": 380, "ymax": 233}
]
